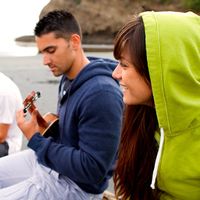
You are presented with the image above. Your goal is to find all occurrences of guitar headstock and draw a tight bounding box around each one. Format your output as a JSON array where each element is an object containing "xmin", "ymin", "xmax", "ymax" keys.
[{"xmin": 23, "ymin": 91, "xmax": 41, "ymax": 114}]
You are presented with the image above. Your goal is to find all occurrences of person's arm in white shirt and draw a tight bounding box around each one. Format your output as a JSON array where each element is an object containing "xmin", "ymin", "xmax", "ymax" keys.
[{"xmin": 0, "ymin": 123, "xmax": 10, "ymax": 143}]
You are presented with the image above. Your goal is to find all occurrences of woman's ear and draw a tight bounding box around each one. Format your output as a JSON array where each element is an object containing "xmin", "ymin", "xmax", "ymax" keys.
[{"xmin": 70, "ymin": 34, "xmax": 81, "ymax": 50}]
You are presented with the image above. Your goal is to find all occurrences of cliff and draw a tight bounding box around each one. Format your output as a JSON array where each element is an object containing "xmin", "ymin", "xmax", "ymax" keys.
[{"xmin": 16, "ymin": 0, "xmax": 194, "ymax": 45}]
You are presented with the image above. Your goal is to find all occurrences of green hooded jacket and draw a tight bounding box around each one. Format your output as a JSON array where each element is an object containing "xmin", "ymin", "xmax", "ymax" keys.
[{"xmin": 141, "ymin": 11, "xmax": 200, "ymax": 199}]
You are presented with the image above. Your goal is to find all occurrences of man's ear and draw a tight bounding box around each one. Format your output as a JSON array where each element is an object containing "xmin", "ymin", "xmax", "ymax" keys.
[{"xmin": 70, "ymin": 34, "xmax": 81, "ymax": 50}]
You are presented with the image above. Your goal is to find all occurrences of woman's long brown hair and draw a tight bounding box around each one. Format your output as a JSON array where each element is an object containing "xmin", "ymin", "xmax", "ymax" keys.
[{"xmin": 113, "ymin": 16, "xmax": 159, "ymax": 200}]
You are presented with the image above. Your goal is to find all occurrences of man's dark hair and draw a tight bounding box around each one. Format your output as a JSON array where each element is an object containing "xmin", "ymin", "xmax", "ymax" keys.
[{"xmin": 34, "ymin": 10, "xmax": 82, "ymax": 40}]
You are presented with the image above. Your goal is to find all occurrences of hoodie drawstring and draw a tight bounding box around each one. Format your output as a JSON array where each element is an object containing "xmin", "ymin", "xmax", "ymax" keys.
[{"xmin": 150, "ymin": 127, "xmax": 164, "ymax": 189}]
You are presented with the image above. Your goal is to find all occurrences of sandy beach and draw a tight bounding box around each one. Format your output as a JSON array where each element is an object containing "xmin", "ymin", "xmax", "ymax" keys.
[
  {"xmin": 0, "ymin": 51, "xmax": 115, "ymax": 192},
  {"xmin": 0, "ymin": 52, "xmax": 113, "ymax": 114}
]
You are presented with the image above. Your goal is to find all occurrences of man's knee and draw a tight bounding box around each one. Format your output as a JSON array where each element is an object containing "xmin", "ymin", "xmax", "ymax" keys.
[{"xmin": 0, "ymin": 142, "xmax": 9, "ymax": 158}]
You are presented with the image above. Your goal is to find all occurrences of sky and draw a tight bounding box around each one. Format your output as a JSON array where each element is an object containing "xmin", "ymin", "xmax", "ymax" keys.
[{"xmin": 0, "ymin": 0, "xmax": 50, "ymax": 56}]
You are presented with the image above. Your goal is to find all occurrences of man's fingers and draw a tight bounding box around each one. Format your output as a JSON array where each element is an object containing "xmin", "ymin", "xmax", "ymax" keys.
[
  {"xmin": 31, "ymin": 109, "xmax": 39, "ymax": 121},
  {"xmin": 16, "ymin": 109, "xmax": 26, "ymax": 125}
]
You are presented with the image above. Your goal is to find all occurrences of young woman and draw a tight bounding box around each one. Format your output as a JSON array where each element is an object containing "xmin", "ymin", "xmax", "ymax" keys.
[{"xmin": 112, "ymin": 11, "xmax": 200, "ymax": 200}]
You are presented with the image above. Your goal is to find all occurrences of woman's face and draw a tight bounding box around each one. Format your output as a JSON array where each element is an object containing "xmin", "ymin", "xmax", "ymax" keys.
[{"xmin": 112, "ymin": 51, "xmax": 152, "ymax": 106}]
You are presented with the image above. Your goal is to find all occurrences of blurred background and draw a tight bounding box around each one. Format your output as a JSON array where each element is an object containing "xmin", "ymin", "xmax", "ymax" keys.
[
  {"xmin": 0, "ymin": 0, "xmax": 199, "ymax": 56},
  {"xmin": 0, "ymin": 0, "xmax": 49, "ymax": 56}
]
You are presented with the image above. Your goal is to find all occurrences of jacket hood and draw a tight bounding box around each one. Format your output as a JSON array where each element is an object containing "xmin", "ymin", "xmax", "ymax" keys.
[
  {"xmin": 141, "ymin": 11, "xmax": 200, "ymax": 136},
  {"xmin": 66, "ymin": 57, "xmax": 117, "ymax": 94}
]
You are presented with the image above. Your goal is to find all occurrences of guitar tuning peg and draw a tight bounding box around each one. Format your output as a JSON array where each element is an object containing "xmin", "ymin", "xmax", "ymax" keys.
[{"xmin": 36, "ymin": 91, "xmax": 41, "ymax": 98}]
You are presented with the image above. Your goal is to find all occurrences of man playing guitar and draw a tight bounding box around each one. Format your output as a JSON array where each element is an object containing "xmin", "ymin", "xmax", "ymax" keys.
[{"xmin": 0, "ymin": 10, "xmax": 123, "ymax": 200}]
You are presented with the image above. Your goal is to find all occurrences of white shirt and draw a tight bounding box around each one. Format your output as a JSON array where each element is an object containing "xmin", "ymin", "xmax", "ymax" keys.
[{"xmin": 0, "ymin": 72, "xmax": 23, "ymax": 154}]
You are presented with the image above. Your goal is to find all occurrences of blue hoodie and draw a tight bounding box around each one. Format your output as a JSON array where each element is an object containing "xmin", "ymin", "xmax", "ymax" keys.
[{"xmin": 28, "ymin": 57, "xmax": 123, "ymax": 194}]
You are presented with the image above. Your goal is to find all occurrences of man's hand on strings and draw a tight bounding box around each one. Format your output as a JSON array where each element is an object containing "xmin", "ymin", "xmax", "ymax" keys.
[{"xmin": 16, "ymin": 109, "xmax": 40, "ymax": 140}]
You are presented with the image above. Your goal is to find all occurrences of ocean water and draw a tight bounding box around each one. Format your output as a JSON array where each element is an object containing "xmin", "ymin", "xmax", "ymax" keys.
[{"xmin": 0, "ymin": 0, "xmax": 50, "ymax": 56}]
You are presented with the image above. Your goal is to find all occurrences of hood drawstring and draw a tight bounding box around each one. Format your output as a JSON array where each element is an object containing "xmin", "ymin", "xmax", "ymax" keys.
[{"xmin": 150, "ymin": 127, "xmax": 164, "ymax": 189}]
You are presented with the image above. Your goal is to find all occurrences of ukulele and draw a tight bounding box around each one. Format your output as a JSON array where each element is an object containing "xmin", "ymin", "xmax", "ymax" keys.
[{"xmin": 23, "ymin": 91, "xmax": 59, "ymax": 138}]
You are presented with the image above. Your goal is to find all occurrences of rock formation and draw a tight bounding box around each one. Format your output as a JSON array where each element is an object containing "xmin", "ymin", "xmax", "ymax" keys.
[
  {"xmin": 16, "ymin": 0, "xmax": 187, "ymax": 45},
  {"xmin": 39, "ymin": 0, "xmax": 143, "ymax": 44}
]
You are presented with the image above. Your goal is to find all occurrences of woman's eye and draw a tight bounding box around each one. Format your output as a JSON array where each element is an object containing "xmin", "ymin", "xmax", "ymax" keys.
[{"xmin": 120, "ymin": 62, "xmax": 128, "ymax": 68}]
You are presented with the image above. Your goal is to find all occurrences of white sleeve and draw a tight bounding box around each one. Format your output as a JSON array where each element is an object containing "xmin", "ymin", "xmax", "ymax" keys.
[{"xmin": 0, "ymin": 94, "xmax": 16, "ymax": 124}]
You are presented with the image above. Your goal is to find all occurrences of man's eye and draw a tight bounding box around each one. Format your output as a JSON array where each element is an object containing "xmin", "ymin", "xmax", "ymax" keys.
[{"xmin": 47, "ymin": 48, "xmax": 55, "ymax": 54}]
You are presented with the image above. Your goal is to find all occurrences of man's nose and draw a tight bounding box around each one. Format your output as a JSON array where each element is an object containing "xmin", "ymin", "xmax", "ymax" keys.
[{"xmin": 43, "ymin": 54, "xmax": 51, "ymax": 65}]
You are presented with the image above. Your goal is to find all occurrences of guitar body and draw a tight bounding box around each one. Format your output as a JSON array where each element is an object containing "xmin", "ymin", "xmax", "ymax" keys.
[
  {"xmin": 23, "ymin": 91, "xmax": 59, "ymax": 138},
  {"xmin": 41, "ymin": 112, "xmax": 59, "ymax": 138}
]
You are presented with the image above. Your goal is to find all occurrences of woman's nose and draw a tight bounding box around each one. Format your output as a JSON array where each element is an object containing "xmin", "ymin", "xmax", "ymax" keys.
[{"xmin": 112, "ymin": 65, "xmax": 122, "ymax": 80}]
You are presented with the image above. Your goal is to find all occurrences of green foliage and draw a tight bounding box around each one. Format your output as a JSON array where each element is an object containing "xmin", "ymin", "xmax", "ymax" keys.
[
  {"xmin": 74, "ymin": 0, "xmax": 81, "ymax": 5},
  {"xmin": 149, "ymin": 0, "xmax": 173, "ymax": 3},
  {"xmin": 183, "ymin": 0, "xmax": 200, "ymax": 10},
  {"xmin": 159, "ymin": 0, "xmax": 172, "ymax": 3},
  {"xmin": 150, "ymin": 0, "xmax": 200, "ymax": 11}
]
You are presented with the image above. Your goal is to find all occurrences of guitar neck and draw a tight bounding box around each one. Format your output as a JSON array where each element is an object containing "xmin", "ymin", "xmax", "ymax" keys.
[
  {"xmin": 23, "ymin": 91, "xmax": 49, "ymax": 131},
  {"xmin": 36, "ymin": 112, "xmax": 49, "ymax": 129},
  {"xmin": 23, "ymin": 91, "xmax": 59, "ymax": 137}
]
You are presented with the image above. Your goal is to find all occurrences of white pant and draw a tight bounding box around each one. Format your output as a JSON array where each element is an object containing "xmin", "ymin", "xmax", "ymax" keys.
[{"xmin": 0, "ymin": 149, "xmax": 102, "ymax": 200}]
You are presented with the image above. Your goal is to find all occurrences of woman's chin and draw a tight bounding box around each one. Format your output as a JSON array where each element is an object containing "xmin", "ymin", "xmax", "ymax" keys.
[{"xmin": 123, "ymin": 96, "xmax": 131, "ymax": 105}]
